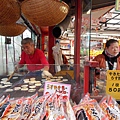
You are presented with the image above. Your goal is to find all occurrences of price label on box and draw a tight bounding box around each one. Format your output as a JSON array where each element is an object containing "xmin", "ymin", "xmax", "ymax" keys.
[
  {"xmin": 106, "ymin": 70, "xmax": 120, "ymax": 100},
  {"xmin": 44, "ymin": 81, "xmax": 71, "ymax": 101}
]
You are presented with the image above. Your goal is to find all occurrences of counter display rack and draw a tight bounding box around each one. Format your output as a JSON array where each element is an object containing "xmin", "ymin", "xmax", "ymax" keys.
[{"xmin": 0, "ymin": 64, "xmax": 120, "ymax": 119}]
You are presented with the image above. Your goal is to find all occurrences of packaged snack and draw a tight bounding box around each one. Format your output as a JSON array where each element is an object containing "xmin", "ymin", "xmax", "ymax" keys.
[
  {"xmin": 8, "ymin": 97, "xmax": 24, "ymax": 119},
  {"xmin": 0, "ymin": 101, "xmax": 10, "ymax": 118},
  {"xmin": 0, "ymin": 95, "xmax": 10, "ymax": 107},
  {"xmin": 0, "ymin": 95, "xmax": 5, "ymax": 103},
  {"xmin": 48, "ymin": 110, "xmax": 67, "ymax": 120},
  {"xmin": 21, "ymin": 98, "xmax": 33, "ymax": 119},
  {"xmin": 66, "ymin": 100, "xmax": 76, "ymax": 120},
  {"xmin": 99, "ymin": 95, "xmax": 120, "ymax": 120},
  {"xmin": 73, "ymin": 93, "xmax": 106, "ymax": 120},
  {"xmin": 28, "ymin": 95, "xmax": 46, "ymax": 120},
  {"xmin": 21, "ymin": 93, "xmax": 38, "ymax": 119}
]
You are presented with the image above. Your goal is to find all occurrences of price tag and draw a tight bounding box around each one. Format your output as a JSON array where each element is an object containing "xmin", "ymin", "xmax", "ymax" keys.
[
  {"xmin": 44, "ymin": 81, "xmax": 71, "ymax": 101},
  {"xmin": 106, "ymin": 70, "xmax": 120, "ymax": 100}
]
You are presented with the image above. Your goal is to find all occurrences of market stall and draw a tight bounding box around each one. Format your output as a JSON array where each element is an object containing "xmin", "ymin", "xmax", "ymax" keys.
[
  {"xmin": 0, "ymin": 65, "xmax": 76, "ymax": 98},
  {"xmin": 0, "ymin": 62, "xmax": 120, "ymax": 119}
]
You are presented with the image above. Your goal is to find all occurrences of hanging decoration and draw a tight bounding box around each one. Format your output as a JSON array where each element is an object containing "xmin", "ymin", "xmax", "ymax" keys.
[
  {"xmin": 21, "ymin": 0, "xmax": 69, "ymax": 26},
  {"xmin": 0, "ymin": 0, "xmax": 20, "ymax": 25},
  {"xmin": 0, "ymin": 24, "xmax": 27, "ymax": 37}
]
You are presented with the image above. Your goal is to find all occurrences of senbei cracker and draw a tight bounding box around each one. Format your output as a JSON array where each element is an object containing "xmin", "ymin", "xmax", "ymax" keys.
[
  {"xmin": 21, "ymin": 88, "xmax": 28, "ymax": 91},
  {"xmin": 28, "ymin": 89, "xmax": 36, "ymax": 92}
]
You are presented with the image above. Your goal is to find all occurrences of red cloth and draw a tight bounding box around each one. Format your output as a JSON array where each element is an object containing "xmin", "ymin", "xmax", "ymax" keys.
[{"xmin": 19, "ymin": 48, "xmax": 49, "ymax": 71}]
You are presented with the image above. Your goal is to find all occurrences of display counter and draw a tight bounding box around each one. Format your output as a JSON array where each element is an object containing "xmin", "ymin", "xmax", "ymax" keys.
[
  {"xmin": 1, "ymin": 63, "xmax": 119, "ymax": 102},
  {"xmin": 0, "ymin": 64, "xmax": 81, "ymax": 99},
  {"xmin": 0, "ymin": 64, "xmax": 120, "ymax": 119}
]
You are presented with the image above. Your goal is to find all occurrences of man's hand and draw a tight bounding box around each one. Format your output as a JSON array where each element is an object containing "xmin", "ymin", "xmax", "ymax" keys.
[{"xmin": 42, "ymin": 70, "xmax": 53, "ymax": 78}]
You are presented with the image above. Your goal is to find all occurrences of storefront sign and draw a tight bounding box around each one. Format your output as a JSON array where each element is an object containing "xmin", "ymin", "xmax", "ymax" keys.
[
  {"xmin": 115, "ymin": 0, "xmax": 120, "ymax": 11},
  {"xmin": 44, "ymin": 81, "xmax": 71, "ymax": 101},
  {"xmin": 106, "ymin": 70, "xmax": 120, "ymax": 100}
]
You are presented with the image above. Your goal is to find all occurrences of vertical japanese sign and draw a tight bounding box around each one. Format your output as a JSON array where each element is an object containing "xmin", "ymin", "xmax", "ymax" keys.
[
  {"xmin": 115, "ymin": 0, "xmax": 120, "ymax": 11},
  {"xmin": 106, "ymin": 70, "xmax": 120, "ymax": 100},
  {"xmin": 44, "ymin": 81, "xmax": 71, "ymax": 101}
]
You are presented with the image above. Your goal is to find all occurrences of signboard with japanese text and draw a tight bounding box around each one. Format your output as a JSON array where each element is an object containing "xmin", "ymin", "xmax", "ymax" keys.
[
  {"xmin": 115, "ymin": 0, "xmax": 120, "ymax": 11},
  {"xmin": 44, "ymin": 81, "xmax": 71, "ymax": 101},
  {"xmin": 106, "ymin": 70, "xmax": 120, "ymax": 100}
]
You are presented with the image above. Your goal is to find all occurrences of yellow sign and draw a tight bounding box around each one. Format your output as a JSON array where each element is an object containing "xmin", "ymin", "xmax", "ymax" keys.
[
  {"xmin": 115, "ymin": 0, "xmax": 120, "ymax": 11},
  {"xmin": 106, "ymin": 70, "xmax": 120, "ymax": 100},
  {"xmin": 119, "ymin": 40, "xmax": 120, "ymax": 45}
]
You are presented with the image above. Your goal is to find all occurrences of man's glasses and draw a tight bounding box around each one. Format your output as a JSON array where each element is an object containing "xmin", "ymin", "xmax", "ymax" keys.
[{"xmin": 22, "ymin": 45, "xmax": 31, "ymax": 50}]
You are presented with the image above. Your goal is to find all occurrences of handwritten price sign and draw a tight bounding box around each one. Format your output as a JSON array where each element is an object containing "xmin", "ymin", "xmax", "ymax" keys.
[{"xmin": 44, "ymin": 81, "xmax": 71, "ymax": 101}]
